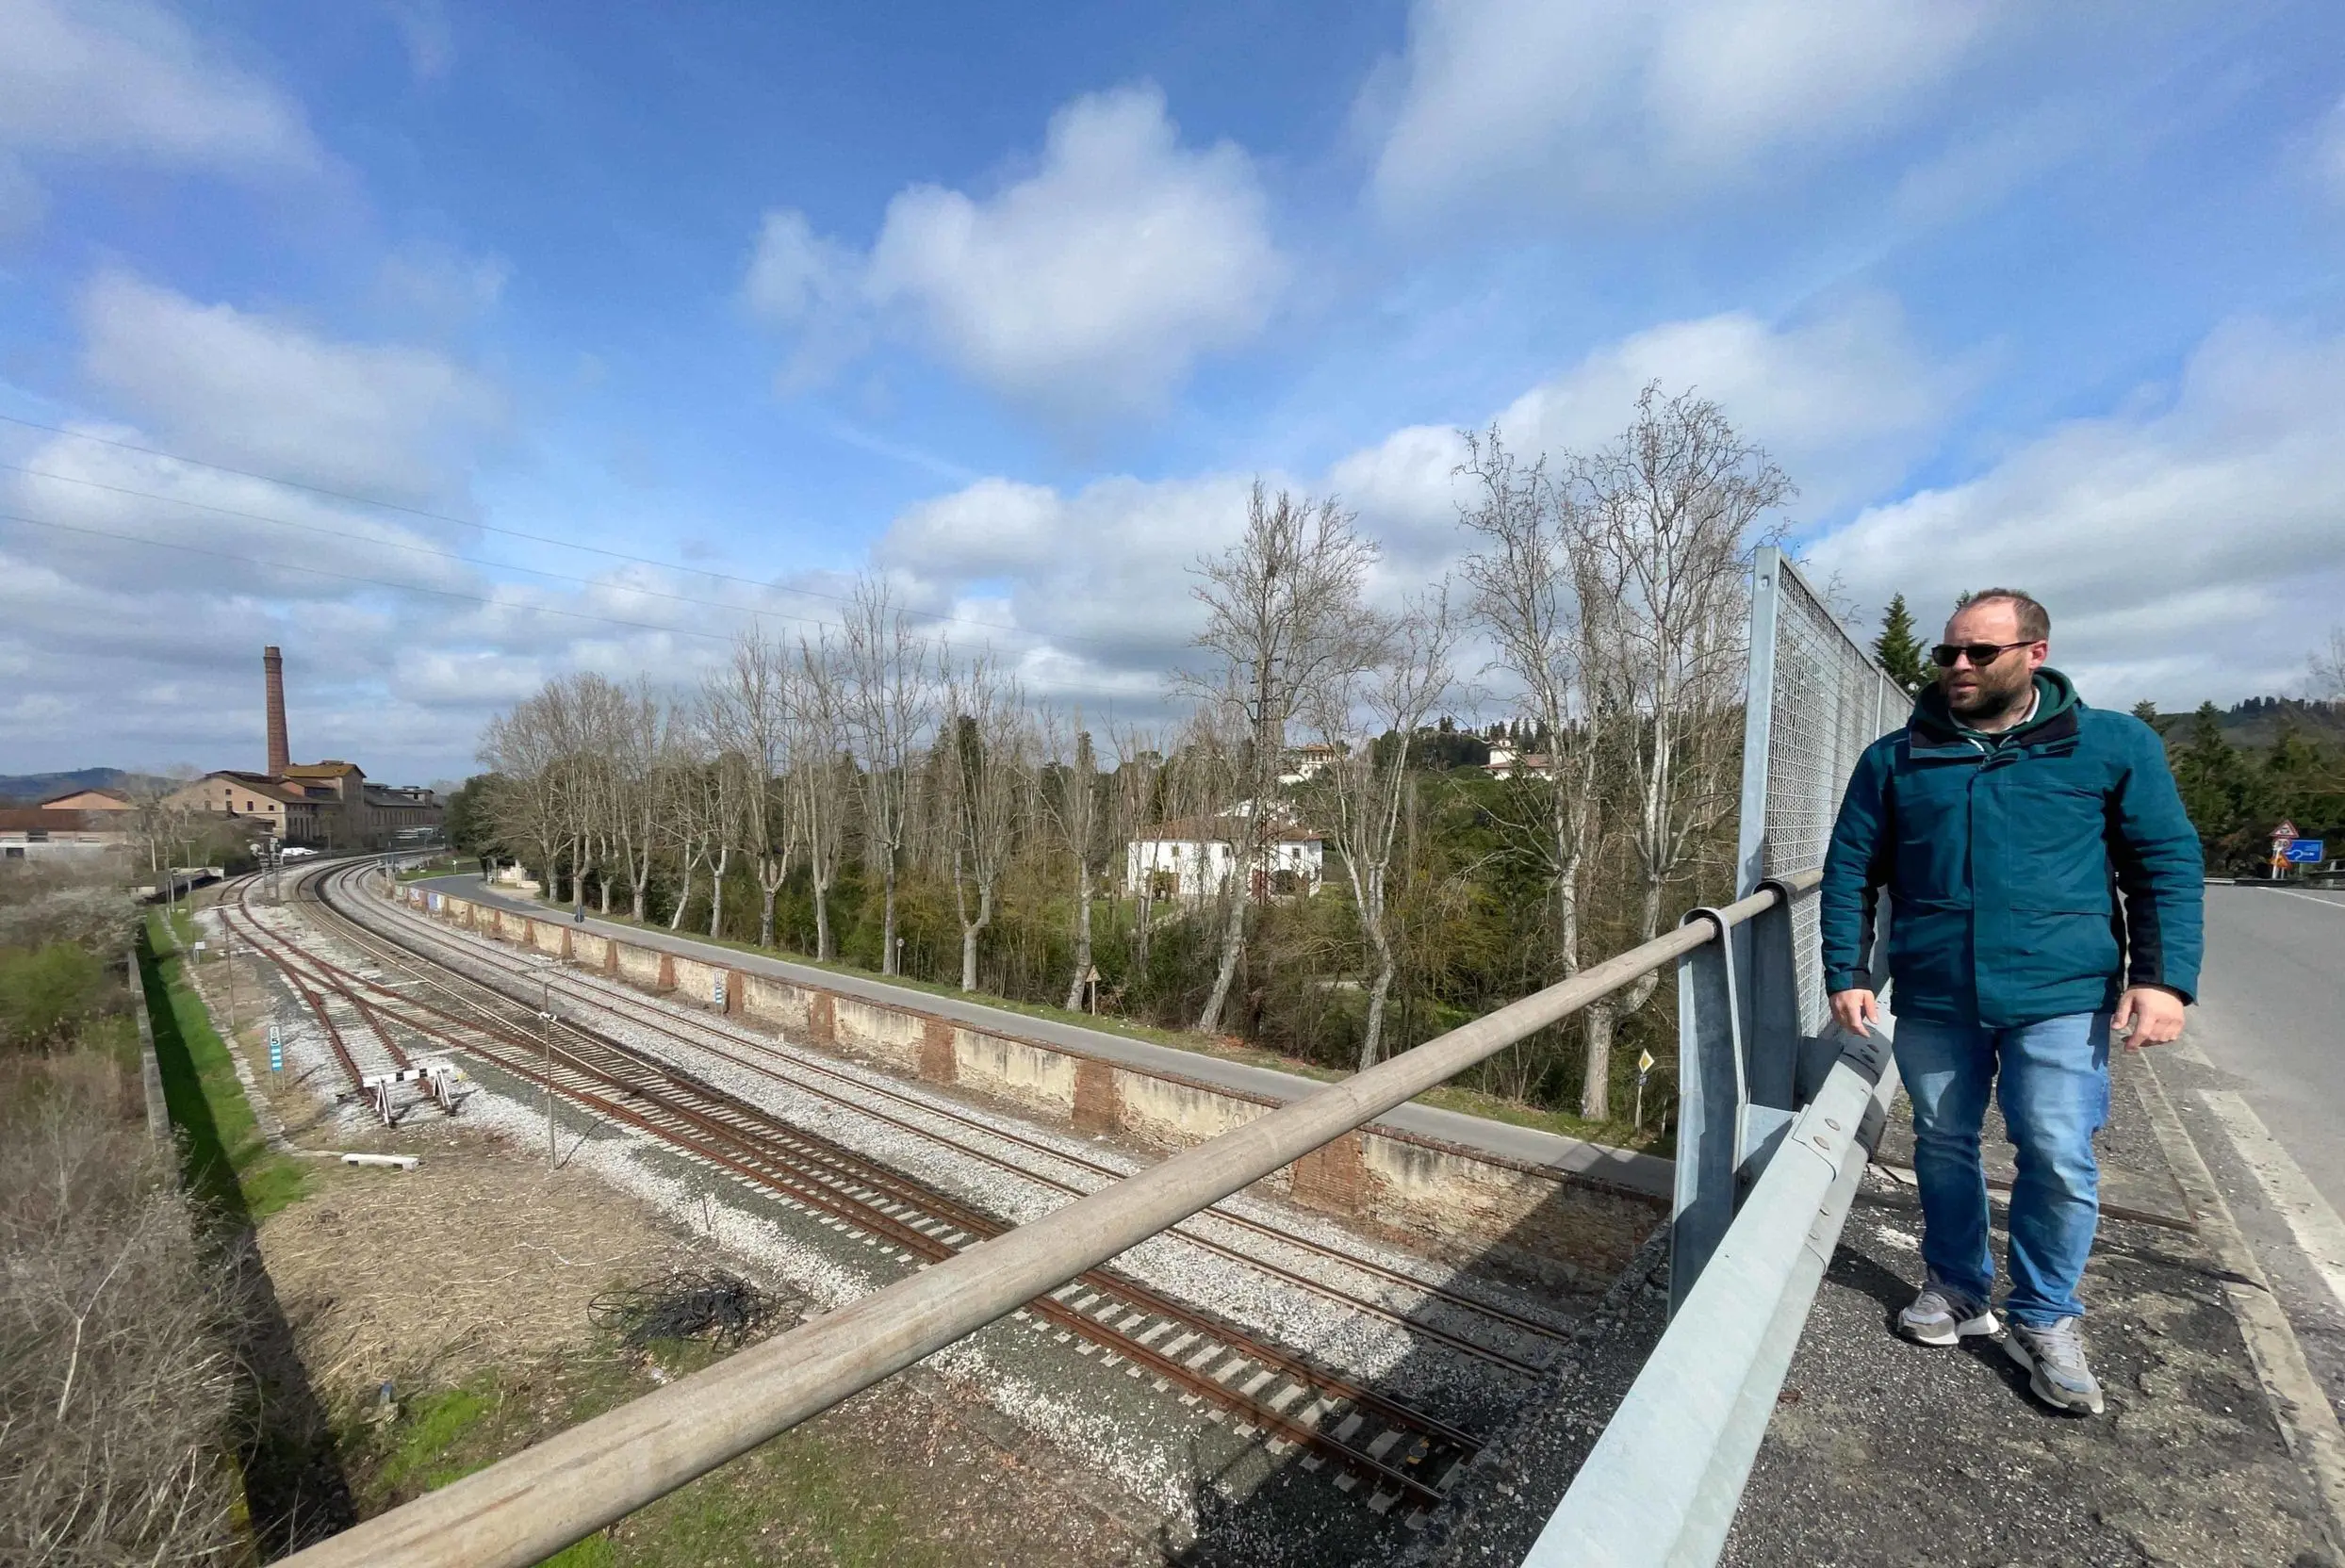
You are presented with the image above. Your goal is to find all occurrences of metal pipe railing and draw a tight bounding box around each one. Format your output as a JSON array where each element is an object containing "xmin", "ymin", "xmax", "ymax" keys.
[{"xmin": 279, "ymin": 877, "xmax": 1801, "ymax": 1568}]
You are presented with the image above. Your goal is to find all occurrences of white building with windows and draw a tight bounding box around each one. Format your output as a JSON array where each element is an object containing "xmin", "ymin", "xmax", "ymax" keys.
[{"xmin": 1125, "ymin": 815, "xmax": 1325, "ymax": 904}]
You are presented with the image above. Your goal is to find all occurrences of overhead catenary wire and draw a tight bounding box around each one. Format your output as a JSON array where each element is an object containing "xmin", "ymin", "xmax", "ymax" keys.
[{"xmin": 0, "ymin": 410, "xmax": 1089, "ymax": 650}]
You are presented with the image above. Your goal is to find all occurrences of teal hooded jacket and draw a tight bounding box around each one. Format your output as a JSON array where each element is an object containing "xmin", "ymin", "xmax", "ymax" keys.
[{"xmin": 1818, "ymin": 668, "xmax": 2204, "ymax": 1027}]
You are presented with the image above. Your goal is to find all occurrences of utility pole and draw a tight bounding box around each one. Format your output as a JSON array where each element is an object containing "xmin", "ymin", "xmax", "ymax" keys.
[{"xmin": 539, "ymin": 966, "xmax": 558, "ymax": 1167}]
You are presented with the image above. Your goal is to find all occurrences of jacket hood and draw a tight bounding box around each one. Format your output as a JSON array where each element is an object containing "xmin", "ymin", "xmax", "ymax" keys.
[{"xmin": 1912, "ymin": 666, "xmax": 2080, "ymax": 743}]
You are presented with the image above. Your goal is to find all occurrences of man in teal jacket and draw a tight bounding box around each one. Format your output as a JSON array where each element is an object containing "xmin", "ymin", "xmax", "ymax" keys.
[{"xmin": 1820, "ymin": 588, "xmax": 2202, "ymax": 1415}]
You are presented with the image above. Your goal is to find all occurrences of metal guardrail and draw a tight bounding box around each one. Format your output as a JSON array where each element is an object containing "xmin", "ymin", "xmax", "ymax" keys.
[
  {"xmin": 1527, "ymin": 546, "xmax": 1911, "ymax": 1561},
  {"xmin": 1521, "ymin": 1019, "xmax": 1899, "ymax": 1566},
  {"xmin": 279, "ymin": 881, "xmax": 1797, "ymax": 1568}
]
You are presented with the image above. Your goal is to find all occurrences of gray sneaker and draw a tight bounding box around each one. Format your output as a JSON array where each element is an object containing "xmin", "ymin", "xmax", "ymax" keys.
[
  {"xmin": 2005, "ymin": 1316, "xmax": 2106, "ymax": 1414},
  {"xmin": 1897, "ymin": 1281, "xmax": 1999, "ymax": 1347}
]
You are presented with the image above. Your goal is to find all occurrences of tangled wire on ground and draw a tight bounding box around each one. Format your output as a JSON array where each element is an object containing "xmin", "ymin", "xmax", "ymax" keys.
[{"xmin": 588, "ymin": 1269, "xmax": 785, "ymax": 1348}]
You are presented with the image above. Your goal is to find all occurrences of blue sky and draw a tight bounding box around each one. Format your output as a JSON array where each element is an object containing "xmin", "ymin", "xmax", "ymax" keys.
[{"xmin": 3, "ymin": 0, "xmax": 2342, "ymax": 782}]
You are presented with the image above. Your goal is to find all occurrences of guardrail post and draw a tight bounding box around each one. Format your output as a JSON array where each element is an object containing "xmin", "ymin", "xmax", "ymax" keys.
[
  {"xmin": 1671, "ymin": 906, "xmax": 1744, "ymax": 1316},
  {"xmin": 1734, "ymin": 876, "xmax": 1806, "ymax": 1186}
]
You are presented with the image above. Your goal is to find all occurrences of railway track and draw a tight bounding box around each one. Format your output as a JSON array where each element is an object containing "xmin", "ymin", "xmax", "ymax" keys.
[
  {"xmin": 214, "ymin": 872, "xmax": 426, "ymax": 1110},
  {"xmin": 350, "ymin": 870, "xmax": 1572, "ymax": 1376},
  {"xmin": 229, "ymin": 858, "xmax": 1522, "ymax": 1522}
]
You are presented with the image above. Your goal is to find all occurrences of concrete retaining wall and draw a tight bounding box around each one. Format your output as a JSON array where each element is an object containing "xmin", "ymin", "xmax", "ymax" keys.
[{"xmin": 394, "ymin": 882, "xmax": 1660, "ymax": 1283}]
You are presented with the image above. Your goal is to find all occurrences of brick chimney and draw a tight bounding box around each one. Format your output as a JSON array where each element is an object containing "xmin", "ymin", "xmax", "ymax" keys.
[{"xmin": 263, "ymin": 645, "xmax": 291, "ymax": 777}]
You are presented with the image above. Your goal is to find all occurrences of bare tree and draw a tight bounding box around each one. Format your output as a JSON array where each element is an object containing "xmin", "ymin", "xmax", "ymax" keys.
[
  {"xmin": 841, "ymin": 578, "xmax": 934, "ymax": 974},
  {"xmin": 1108, "ymin": 724, "xmax": 1167, "ymax": 974},
  {"xmin": 658, "ymin": 720, "xmax": 715, "ymax": 930},
  {"xmin": 1573, "ymin": 384, "xmax": 1786, "ymax": 1118},
  {"xmin": 794, "ymin": 632, "xmax": 850, "ymax": 960},
  {"xmin": 1185, "ymin": 482, "xmax": 1378, "ymax": 1033},
  {"xmin": 122, "ymin": 771, "xmax": 199, "ymax": 887},
  {"xmin": 702, "ymin": 745, "xmax": 746, "ymax": 940},
  {"xmin": 1040, "ymin": 707, "xmax": 1108, "ymax": 1010},
  {"xmin": 941, "ymin": 650, "xmax": 1027, "ymax": 993},
  {"xmin": 703, "ymin": 631, "xmax": 799, "ymax": 948},
  {"xmin": 480, "ymin": 683, "xmax": 578, "ymax": 903},
  {"xmin": 1456, "ymin": 428, "xmax": 1608, "ymax": 1109},
  {"xmin": 1307, "ymin": 585, "xmax": 1460, "ymax": 1068},
  {"xmin": 2313, "ymin": 626, "xmax": 2345, "ymax": 704}
]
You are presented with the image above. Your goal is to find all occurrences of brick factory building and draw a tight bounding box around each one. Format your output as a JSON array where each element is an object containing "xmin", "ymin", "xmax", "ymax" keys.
[{"xmin": 168, "ymin": 646, "xmax": 446, "ymax": 849}]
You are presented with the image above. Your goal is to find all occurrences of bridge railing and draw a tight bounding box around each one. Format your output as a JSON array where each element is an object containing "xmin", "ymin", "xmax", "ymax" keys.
[
  {"xmin": 1525, "ymin": 546, "xmax": 1913, "ymax": 1563},
  {"xmin": 279, "ymin": 873, "xmax": 1813, "ymax": 1568}
]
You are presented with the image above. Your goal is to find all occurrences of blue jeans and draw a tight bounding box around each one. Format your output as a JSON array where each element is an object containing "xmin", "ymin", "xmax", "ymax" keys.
[{"xmin": 1893, "ymin": 1011, "xmax": 2111, "ymax": 1327}]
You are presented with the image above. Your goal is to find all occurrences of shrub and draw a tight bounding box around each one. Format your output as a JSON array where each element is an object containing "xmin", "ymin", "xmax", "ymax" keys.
[
  {"xmin": 0, "ymin": 1058, "xmax": 240, "ymax": 1564},
  {"xmin": 0, "ymin": 943, "xmax": 116, "ymax": 1051}
]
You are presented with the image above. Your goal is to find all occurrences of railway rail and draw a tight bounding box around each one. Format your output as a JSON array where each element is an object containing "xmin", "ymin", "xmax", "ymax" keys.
[
  {"xmin": 233, "ymin": 858, "xmax": 1519, "ymax": 1521},
  {"xmin": 213, "ymin": 873, "xmax": 424, "ymax": 1111},
  {"xmin": 356, "ymin": 872, "xmax": 1574, "ymax": 1374}
]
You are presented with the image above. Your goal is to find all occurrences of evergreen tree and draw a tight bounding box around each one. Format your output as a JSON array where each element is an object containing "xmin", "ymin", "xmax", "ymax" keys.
[
  {"xmin": 2261, "ymin": 718, "xmax": 2344, "ymax": 843},
  {"xmin": 2130, "ymin": 699, "xmax": 2161, "ymax": 728},
  {"xmin": 1873, "ymin": 594, "xmax": 1929, "ymax": 693},
  {"xmin": 2173, "ymin": 701, "xmax": 2258, "ymax": 863}
]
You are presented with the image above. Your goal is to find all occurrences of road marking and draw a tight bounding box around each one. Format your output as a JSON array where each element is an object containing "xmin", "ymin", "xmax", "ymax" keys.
[
  {"xmin": 2165, "ymin": 1037, "xmax": 2213, "ymax": 1069},
  {"xmin": 2138, "ymin": 1059, "xmax": 2345, "ymax": 1557},
  {"xmin": 2202, "ymin": 1090, "xmax": 2345, "ymax": 1320},
  {"xmin": 2275, "ymin": 890, "xmax": 2345, "ymax": 912}
]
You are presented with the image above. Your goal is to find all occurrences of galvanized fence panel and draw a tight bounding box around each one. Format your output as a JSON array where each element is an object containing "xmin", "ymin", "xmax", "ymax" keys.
[{"xmin": 1734, "ymin": 547, "xmax": 1913, "ymax": 1036}]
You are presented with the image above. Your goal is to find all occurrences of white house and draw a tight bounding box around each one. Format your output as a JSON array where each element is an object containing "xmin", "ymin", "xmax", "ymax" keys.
[
  {"xmin": 1484, "ymin": 743, "xmax": 1557, "ymax": 781},
  {"xmin": 1125, "ymin": 815, "xmax": 1325, "ymax": 904},
  {"xmin": 1276, "ymin": 743, "xmax": 1339, "ymax": 786}
]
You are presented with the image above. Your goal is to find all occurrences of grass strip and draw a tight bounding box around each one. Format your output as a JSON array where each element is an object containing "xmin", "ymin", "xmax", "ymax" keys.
[
  {"xmin": 139, "ymin": 910, "xmax": 308, "ymax": 1221},
  {"xmin": 352, "ymin": 1348, "xmax": 945, "ymax": 1568}
]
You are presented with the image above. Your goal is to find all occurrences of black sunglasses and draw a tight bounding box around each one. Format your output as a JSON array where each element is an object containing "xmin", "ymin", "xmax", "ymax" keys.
[{"xmin": 1931, "ymin": 640, "xmax": 2035, "ymax": 669}]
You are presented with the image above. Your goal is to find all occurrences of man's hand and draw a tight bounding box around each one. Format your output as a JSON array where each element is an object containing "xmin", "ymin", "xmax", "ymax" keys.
[
  {"xmin": 2114, "ymin": 985, "xmax": 2188, "ymax": 1050},
  {"xmin": 1829, "ymin": 988, "xmax": 1882, "ymax": 1037}
]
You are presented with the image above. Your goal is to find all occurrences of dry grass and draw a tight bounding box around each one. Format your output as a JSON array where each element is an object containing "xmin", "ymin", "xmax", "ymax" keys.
[
  {"xmin": 0, "ymin": 1055, "xmax": 241, "ymax": 1568},
  {"xmin": 254, "ymin": 1130, "xmax": 713, "ymax": 1405}
]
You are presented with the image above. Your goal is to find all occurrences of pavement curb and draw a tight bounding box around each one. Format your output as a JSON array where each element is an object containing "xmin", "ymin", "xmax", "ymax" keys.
[{"xmin": 2136, "ymin": 1050, "xmax": 2345, "ymax": 1560}]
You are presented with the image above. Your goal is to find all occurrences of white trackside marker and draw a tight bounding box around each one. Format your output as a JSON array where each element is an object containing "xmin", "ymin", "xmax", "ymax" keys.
[{"xmin": 2202, "ymin": 1089, "xmax": 2345, "ymax": 1320}]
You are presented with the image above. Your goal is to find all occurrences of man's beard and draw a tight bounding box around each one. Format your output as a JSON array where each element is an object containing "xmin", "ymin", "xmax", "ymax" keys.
[{"xmin": 1943, "ymin": 664, "xmax": 2032, "ymax": 723}]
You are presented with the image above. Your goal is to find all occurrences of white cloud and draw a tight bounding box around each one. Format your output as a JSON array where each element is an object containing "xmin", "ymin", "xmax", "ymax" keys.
[
  {"xmin": 1809, "ymin": 317, "xmax": 2345, "ymax": 708},
  {"xmin": 78, "ymin": 271, "xmax": 508, "ymax": 506},
  {"xmin": 1328, "ymin": 291, "xmax": 1962, "ymax": 560},
  {"xmin": 0, "ymin": 280, "xmax": 548, "ymax": 778},
  {"xmin": 0, "ymin": 0, "xmax": 321, "ymax": 219},
  {"xmin": 877, "ymin": 470, "xmax": 1260, "ymax": 689},
  {"xmin": 1366, "ymin": 0, "xmax": 2004, "ymax": 221},
  {"xmin": 870, "ymin": 298, "xmax": 1953, "ymax": 705},
  {"xmin": 746, "ymin": 85, "xmax": 1287, "ymax": 420}
]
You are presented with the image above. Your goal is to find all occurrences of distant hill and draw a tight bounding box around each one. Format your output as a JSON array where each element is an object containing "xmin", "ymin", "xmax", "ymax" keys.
[
  {"xmin": 2142, "ymin": 697, "xmax": 2345, "ymax": 754},
  {"xmin": 0, "ymin": 767, "xmax": 168, "ymax": 808}
]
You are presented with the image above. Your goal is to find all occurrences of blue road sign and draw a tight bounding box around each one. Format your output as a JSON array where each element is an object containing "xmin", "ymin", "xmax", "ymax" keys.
[
  {"xmin": 2284, "ymin": 839, "xmax": 2324, "ymax": 864},
  {"xmin": 269, "ymin": 1022, "xmax": 282, "ymax": 1072}
]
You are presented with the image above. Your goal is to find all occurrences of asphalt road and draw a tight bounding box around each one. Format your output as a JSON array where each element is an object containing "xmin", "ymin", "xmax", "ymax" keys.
[{"xmin": 2186, "ymin": 883, "xmax": 2345, "ymax": 1207}]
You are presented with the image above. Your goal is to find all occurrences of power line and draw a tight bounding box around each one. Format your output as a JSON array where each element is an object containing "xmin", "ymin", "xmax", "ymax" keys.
[
  {"xmin": 0, "ymin": 508, "xmax": 760, "ymax": 644},
  {"xmin": 0, "ymin": 410, "xmax": 1079, "ymax": 649}
]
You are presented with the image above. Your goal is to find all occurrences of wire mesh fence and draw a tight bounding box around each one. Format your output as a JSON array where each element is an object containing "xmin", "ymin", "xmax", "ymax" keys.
[{"xmin": 1736, "ymin": 547, "xmax": 1913, "ymax": 1034}]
